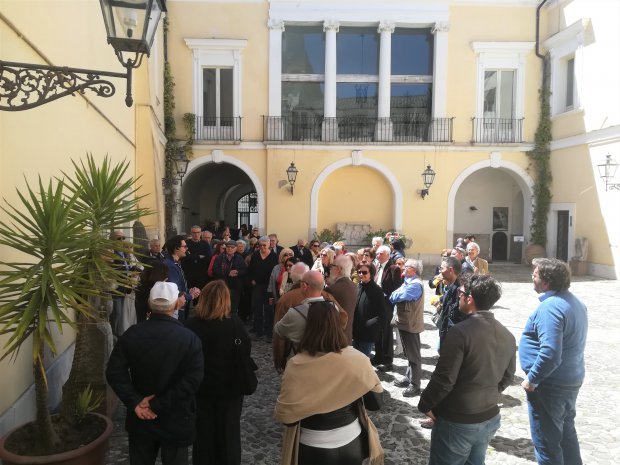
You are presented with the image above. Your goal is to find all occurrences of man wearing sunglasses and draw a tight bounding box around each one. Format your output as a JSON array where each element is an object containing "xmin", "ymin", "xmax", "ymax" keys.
[{"xmin": 419, "ymin": 274, "xmax": 515, "ymax": 465}]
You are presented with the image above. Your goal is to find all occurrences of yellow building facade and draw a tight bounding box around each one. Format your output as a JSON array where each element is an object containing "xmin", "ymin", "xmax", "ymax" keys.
[{"xmin": 165, "ymin": 0, "xmax": 618, "ymax": 278}]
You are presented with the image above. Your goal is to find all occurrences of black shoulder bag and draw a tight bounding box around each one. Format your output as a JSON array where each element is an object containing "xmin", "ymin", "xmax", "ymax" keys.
[{"xmin": 232, "ymin": 317, "xmax": 258, "ymax": 395}]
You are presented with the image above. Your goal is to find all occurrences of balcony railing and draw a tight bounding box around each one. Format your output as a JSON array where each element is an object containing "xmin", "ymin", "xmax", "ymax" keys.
[
  {"xmin": 262, "ymin": 115, "xmax": 454, "ymax": 143},
  {"xmin": 471, "ymin": 117, "xmax": 524, "ymax": 144},
  {"xmin": 194, "ymin": 116, "xmax": 242, "ymax": 141}
]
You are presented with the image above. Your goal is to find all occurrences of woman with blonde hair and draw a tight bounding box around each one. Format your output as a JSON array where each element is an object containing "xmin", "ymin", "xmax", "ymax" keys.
[
  {"xmin": 312, "ymin": 247, "xmax": 336, "ymax": 280},
  {"xmin": 186, "ymin": 280, "xmax": 254, "ymax": 465},
  {"xmin": 275, "ymin": 301, "xmax": 384, "ymax": 465},
  {"xmin": 267, "ymin": 247, "xmax": 295, "ymax": 304}
]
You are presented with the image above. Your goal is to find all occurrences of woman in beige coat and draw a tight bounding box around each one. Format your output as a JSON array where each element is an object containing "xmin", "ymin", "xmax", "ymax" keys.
[{"xmin": 275, "ymin": 301, "xmax": 384, "ymax": 465}]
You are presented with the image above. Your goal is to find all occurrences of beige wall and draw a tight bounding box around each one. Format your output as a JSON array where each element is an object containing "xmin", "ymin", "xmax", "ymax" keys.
[{"xmin": 0, "ymin": 0, "xmax": 165, "ymax": 422}]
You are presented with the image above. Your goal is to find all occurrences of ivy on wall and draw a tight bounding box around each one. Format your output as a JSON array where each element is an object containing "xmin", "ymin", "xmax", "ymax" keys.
[
  {"xmin": 527, "ymin": 55, "xmax": 553, "ymax": 247},
  {"xmin": 163, "ymin": 16, "xmax": 177, "ymax": 238}
]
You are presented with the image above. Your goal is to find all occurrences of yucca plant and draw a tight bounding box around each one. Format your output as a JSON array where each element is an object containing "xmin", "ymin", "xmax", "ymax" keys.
[{"xmin": 0, "ymin": 154, "xmax": 149, "ymax": 454}]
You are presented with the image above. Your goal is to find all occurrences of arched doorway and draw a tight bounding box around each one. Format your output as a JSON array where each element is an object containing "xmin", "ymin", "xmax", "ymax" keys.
[
  {"xmin": 181, "ymin": 162, "xmax": 257, "ymax": 234},
  {"xmin": 451, "ymin": 165, "xmax": 528, "ymax": 261},
  {"xmin": 448, "ymin": 156, "xmax": 534, "ymax": 263}
]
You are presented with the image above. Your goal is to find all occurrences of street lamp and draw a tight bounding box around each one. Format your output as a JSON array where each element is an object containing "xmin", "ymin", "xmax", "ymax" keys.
[
  {"xmin": 597, "ymin": 154, "xmax": 620, "ymax": 191},
  {"xmin": 418, "ymin": 164, "xmax": 436, "ymax": 199},
  {"xmin": 286, "ymin": 161, "xmax": 298, "ymax": 195},
  {"xmin": 161, "ymin": 148, "xmax": 190, "ymax": 194},
  {"xmin": 0, "ymin": 0, "xmax": 165, "ymax": 111}
]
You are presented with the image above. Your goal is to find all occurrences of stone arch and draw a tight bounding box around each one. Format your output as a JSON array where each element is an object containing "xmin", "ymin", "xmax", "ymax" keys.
[
  {"xmin": 309, "ymin": 152, "xmax": 403, "ymax": 237},
  {"xmin": 182, "ymin": 152, "xmax": 265, "ymax": 232},
  {"xmin": 446, "ymin": 154, "xmax": 534, "ymax": 248}
]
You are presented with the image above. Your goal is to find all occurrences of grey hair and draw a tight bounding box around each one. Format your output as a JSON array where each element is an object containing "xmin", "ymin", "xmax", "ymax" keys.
[
  {"xmin": 372, "ymin": 236, "xmax": 384, "ymax": 245},
  {"xmin": 289, "ymin": 262, "xmax": 310, "ymax": 283},
  {"xmin": 405, "ymin": 259, "xmax": 423, "ymax": 275},
  {"xmin": 258, "ymin": 235, "xmax": 270, "ymax": 243},
  {"xmin": 334, "ymin": 254, "xmax": 353, "ymax": 276},
  {"xmin": 466, "ymin": 242, "xmax": 480, "ymax": 252},
  {"xmin": 376, "ymin": 245, "xmax": 391, "ymax": 256}
]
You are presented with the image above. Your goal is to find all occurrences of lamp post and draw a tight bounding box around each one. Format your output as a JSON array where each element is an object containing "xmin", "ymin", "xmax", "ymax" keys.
[
  {"xmin": 286, "ymin": 161, "xmax": 298, "ymax": 195},
  {"xmin": 0, "ymin": 0, "xmax": 165, "ymax": 110},
  {"xmin": 597, "ymin": 154, "xmax": 620, "ymax": 191},
  {"xmin": 418, "ymin": 164, "xmax": 436, "ymax": 199}
]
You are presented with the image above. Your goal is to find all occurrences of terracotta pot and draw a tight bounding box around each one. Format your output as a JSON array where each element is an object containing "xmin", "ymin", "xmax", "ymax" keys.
[
  {"xmin": 0, "ymin": 413, "xmax": 112, "ymax": 465},
  {"xmin": 524, "ymin": 243, "xmax": 546, "ymax": 265}
]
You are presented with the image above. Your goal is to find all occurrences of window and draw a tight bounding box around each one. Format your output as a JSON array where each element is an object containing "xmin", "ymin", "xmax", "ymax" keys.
[
  {"xmin": 472, "ymin": 42, "xmax": 533, "ymax": 143},
  {"xmin": 185, "ymin": 38, "xmax": 247, "ymax": 140},
  {"xmin": 237, "ymin": 192, "xmax": 258, "ymax": 228},
  {"xmin": 565, "ymin": 57, "xmax": 575, "ymax": 110},
  {"xmin": 203, "ymin": 68, "xmax": 233, "ymax": 131},
  {"xmin": 542, "ymin": 19, "xmax": 590, "ymax": 116},
  {"xmin": 281, "ymin": 26, "xmax": 325, "ymax": 140}
]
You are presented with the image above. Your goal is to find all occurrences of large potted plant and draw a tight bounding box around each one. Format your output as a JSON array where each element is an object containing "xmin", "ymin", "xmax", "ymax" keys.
[{"xmin": 0, "ymin": 155, "xmax": 147, "ymax": 464}]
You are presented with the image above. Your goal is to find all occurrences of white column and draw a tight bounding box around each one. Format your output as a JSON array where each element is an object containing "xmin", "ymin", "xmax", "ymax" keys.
[
  {"xmin": 267, "ymin": 19, "xmax": 285, "ymax": 139},
  {"xmin": 322, "ymin": 19, "xmax": 339, "ymax": 141},
  {"xmin": 376, "ymin": 21, "xmax": 395, "ymax": 141},
  {"xmin": 431, "ymin": 21, "xmax": 450, "ymax": 142},
  {"xmin": 377, "ymin": 21, "xmax": 394, "ymax": 118},
  {"xmin": 431, "ymin": 21, "xmax": 450, "ymax": 118}
]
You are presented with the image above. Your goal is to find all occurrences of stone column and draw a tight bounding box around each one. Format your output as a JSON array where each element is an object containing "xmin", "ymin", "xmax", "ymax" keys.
[
  {"xmin": 322, "ymin": 19, "xmax": 339, "ymax": 141},
  {"xmin": 267, "ymin": 19, "xmax": 285, "ymax": 140},
  {"xmin": 431, "ymin": 21, "xmax": 450, "ymax": 141},
  {"xmin": 376, "ymin": 21, "xmax": 395, "ymax": 141}
]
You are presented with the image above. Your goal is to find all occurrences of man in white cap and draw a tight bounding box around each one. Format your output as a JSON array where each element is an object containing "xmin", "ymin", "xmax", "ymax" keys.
[{"xmin": 106, "ymin": 281, "xmax": 204, "ymax": 465}]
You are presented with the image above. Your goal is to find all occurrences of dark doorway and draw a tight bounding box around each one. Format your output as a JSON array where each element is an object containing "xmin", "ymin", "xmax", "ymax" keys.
[
  {"xmin": 556, "ymin": 210, "xmax": 569, "ymax": 261},
  {"xmin": 492, "ymin": 232, "xmax": 508, "ymax": 261}
]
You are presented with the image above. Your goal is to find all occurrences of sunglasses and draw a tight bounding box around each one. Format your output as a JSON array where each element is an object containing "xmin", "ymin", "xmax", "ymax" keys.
[{"xmin": 357, "ymin": 270, "xmax": 369, "ymax": 275}]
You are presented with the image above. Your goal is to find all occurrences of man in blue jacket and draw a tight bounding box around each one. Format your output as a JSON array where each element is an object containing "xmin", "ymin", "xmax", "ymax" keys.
[{"xmin": 519, "ymin": 258, "xmax": 588, "ymax": 465}]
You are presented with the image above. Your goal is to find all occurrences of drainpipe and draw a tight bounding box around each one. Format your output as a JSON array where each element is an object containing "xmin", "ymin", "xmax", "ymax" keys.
[{"xmin": 536, "ymin": 0, "xmax": 550, "ymax": 59}]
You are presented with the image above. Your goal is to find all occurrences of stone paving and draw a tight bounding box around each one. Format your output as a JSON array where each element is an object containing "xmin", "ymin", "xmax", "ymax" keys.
[{"xmin": 106, "ymin": 264, "xmax": 620, "ymax": 464}]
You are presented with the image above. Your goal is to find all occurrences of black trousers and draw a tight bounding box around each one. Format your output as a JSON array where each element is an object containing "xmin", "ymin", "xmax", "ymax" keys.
[
  {"xmin": 373, "ymin": 302, "xmax": 394, "ymax": 365},
  {"xmin": 399, "ymin": 330, "xmax": 422, "ymax": 389},
  {"xmin": 298, "ymin": 432, "xmax": 368, "ymax": 465},
  {"xmin": 193, "ymin": 395, "xmax": 243, "ymax": 465},
  {"xmin": 128, "ymin": 434, "xmax": 188, "ymax": 465}
]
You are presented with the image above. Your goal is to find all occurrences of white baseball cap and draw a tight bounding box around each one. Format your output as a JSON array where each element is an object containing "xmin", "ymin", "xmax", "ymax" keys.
[{"xmin": 148, "ymin": 281, "xmax": 179, "ymax": 312}]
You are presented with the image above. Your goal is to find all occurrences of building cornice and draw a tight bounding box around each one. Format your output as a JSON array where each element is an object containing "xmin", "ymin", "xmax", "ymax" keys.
[{"xmin": 551, "ymin": 124, "xmax": 620, "ymax": 151}]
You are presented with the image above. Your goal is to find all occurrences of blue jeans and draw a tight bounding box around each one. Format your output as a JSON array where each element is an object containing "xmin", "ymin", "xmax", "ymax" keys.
[
  {"xmin": 429, "ymin": 414, "xmax": 500, "ymax": 465},
  {"xmin": 353, "ymin": 341, "xmax": 374, "ymax": 357},
  {"xmin": 526, "ymin": 383, "xmax": 583, "ymax": 465}
]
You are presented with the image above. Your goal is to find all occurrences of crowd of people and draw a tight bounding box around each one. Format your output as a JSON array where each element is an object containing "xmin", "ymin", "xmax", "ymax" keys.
[{"xmin": 105, "ymin": 227, "xmax": 588, "ymax": 465}]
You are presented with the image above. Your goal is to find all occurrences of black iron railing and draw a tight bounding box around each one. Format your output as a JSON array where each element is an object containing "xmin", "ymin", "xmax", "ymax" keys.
[
  {"xmin": 262, "ymin": 115, "xmax": 453, "ymax": 143},
  {"xmin": 194, "ymin": 116, "xmax": 242, "ymax": 141},
  {"xmin": 471, "ymin": 117, "xmax": 524, "ymax": 144}
]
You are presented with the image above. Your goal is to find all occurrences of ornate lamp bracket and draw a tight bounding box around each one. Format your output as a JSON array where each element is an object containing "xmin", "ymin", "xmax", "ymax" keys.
[{"xmin": 0, "ymin": 60, "xmax": 133, "ymax": 111}]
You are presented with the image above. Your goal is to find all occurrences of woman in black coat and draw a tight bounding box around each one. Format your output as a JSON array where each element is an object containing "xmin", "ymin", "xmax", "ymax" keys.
[
  {"xmin": 353, "ymin": 262, "xmax": 387, "ymax": 357},
  {"xmin": 185, "ymin": 280, "xmax": 253, "ymax": 465}
]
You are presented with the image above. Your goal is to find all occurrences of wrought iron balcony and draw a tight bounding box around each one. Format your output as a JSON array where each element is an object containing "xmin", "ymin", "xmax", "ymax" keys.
[
  {"xmin": 194, "ymin": 116, "xmax": 242, "ymax": 141},
  {"xmin": 262, "ymin": 115, "xmax": 454, "ymax": 144},
  {"xmin": 471, "ymin": 118, "xmax": 524, "ymax": 144}
]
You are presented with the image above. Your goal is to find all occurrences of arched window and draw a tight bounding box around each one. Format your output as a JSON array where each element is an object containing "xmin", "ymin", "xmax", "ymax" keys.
[{"xmin": 237, "ymin": 192, "xmax": 258, "ymax": 228}]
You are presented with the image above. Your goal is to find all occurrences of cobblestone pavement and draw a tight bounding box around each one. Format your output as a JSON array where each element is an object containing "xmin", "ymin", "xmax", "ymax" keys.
[{"xmin": 106, "ymin": 264, "xmax": 620, "ymax": 465}]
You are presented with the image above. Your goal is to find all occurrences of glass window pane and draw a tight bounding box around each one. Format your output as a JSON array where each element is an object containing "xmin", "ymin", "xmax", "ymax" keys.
[
  {"xmin": 483, "ymin": 70, "xmax": 497, "ymax": 117},
  {"xmin": 566, "ymin": 57, "xmax": 574, "ymax": 108},
  {"xmin": 390, "ymin": 84, "xmax": 432, "ymax": 117},
  {"xmin": 337, "ymin": 27, "xmax": 379, "ymax": 75},
  {"xmin": 281, "ymin": 82, "xmax": 324, "ymax": 116},
  {"xmin": 282, "ymin": 26, "xmax": 325, "ymax": 74},
  {"xmin": 220, "ymin": 68, "xmax": 233, "ymax": 122},
  {"xmin": 336, "ymin": 83, "xmax": 377, "ymax": 116},
  {"xmin": 499, "ymin": 70, "xmax": 514, "ymax": 118},
  {"xmin": 203, "ymin": 68, "xmax": 216, "ymax": 119},
  {"xmin": 391, "ymin": 29, "xmax": 434, "ymax": 75}
]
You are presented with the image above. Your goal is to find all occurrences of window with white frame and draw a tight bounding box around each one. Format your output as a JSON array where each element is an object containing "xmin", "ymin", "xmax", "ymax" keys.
[
  {"xmin": 542, "ymin": 19, "xmax": 590, "ymax": 116},
  {"xmin": 472, "ymin": 42, "xmax": 534, "ymax": 143},
  {"xmin": 280, "ymin": 25, "xmax": 434, "ymax": 140},
  {"xmin": 185, "ymin": 38, "xmax": 247, "ymax": 140}
]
